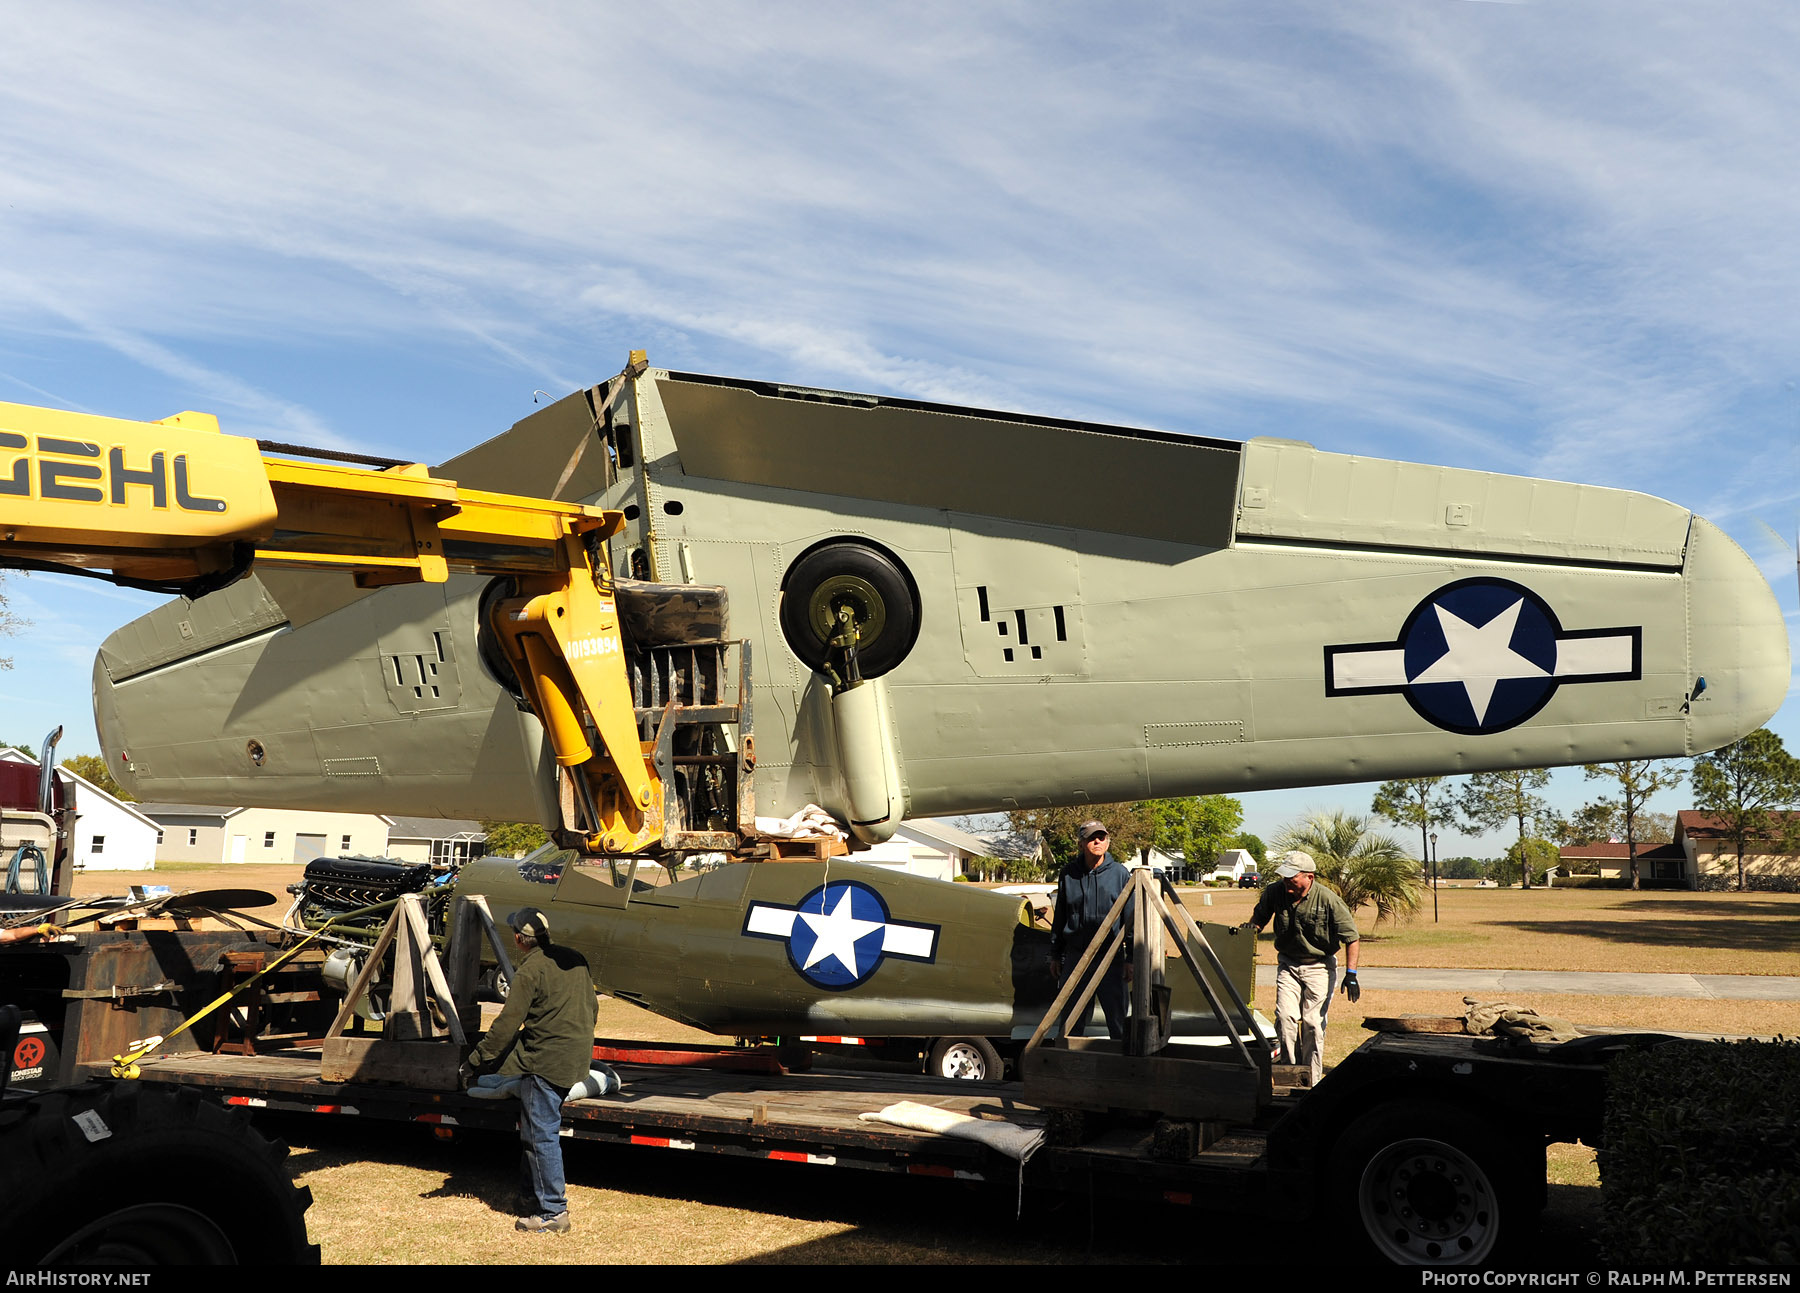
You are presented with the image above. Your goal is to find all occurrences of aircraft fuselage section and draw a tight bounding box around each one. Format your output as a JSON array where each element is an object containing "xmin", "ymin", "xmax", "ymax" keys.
[
  {"xmin": 93, "ymin": 366, "xmax": 1789, "ymax": 826},
  {"xmin": 454, "ymin": 852, "xmax": 1251, "ymax": 1039}
]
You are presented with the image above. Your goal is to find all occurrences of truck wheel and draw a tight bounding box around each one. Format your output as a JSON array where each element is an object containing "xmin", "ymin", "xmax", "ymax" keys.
[
  {"xmin": 1328, "ymin": 1100, "xmax": 1528, "ymax": 1266},
  {"xmin": 0, "ymin": 1080, "xmax": 319, "ymax": 1265},
  {"xmin": 927, "ymin": 1036, "xmax": 1003, "ymax": 1081}
]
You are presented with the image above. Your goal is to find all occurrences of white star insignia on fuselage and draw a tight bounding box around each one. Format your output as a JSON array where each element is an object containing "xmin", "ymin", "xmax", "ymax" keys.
[
  {"xmin": 742, "ymin": 880, "xmax": 941, "ymax": 990},
  {"xmin": 1407, "ymin": 599, "xmax": 1549, "ymax": 725},
  {"xmin": 794, "ymin": 886, "xmax": 886, "ymax": 976},
  {"xmin": 1322, "ymin": 577, "xmax": 1643, "ymax": 736}
]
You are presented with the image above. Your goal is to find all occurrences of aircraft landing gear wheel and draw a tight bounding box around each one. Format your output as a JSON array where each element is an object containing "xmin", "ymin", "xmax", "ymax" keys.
[
  {"xmin": 479, "ymin": 965, "xmax": 511, "ymax": 1003},
  {"xmin": 0, "ymin": 1080, "xmax": 319, "ymax": 1265},
  {"xmin": 780, "ymin": 541, "xmax": 920, "ymax": 679},
  {"xmin": 928, "ymin": 1036, "xmax": 1003, "ymax": 1081},
  {"xmin": 1329, "ymin": 1100, "xmax": 1528, "ymax": 1266}
]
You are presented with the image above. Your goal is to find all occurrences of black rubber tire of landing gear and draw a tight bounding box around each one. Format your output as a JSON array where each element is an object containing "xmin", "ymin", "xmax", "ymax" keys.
[
  {"xmin": 779, "ymin": 541, "xmax": 921, "ymax": 679},
  {"xmin": 927, "ymin": 1036, "xmax": 1005, "ymax": 1082},
  {"xmin": 479, "ymin": 964, "xmax": 512, "ymax": 1003},
  {"xmin": 1328, "ymin": 1099, "xmax": 1535, "ymax": 1266},
  {"xmin": 0, "ymin": 1080, "xmax": 319, "ymax": 1265}
]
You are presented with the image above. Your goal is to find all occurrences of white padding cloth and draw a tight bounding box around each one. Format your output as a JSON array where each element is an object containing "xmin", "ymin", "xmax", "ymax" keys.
[
  {"xmin": 858, "ymin": 1100, "xmax": 1046, "ymax": 1163},
  {"xmin": 755, "ymin": 804, "xmax": 847, "ymax": 840}
]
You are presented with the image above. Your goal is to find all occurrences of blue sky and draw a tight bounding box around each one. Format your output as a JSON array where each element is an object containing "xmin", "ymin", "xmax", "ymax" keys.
[{"xmin": 0, "ymin": 3, "xmax": 1794, "ymax": 856}]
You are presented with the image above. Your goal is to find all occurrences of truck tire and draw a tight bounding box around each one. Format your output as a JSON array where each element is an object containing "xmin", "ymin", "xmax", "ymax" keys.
[
  {"xmin": 1327, "ymin": 1099, "xmax": 1531, "ymax": 1266},
  {"xmin": 0, "ymin": 1080, "xmax": 319, "ymax": 1265},
  {"xmin": 927, "ymin": 1036, "xmax": 1003, "ymax": 1081}
]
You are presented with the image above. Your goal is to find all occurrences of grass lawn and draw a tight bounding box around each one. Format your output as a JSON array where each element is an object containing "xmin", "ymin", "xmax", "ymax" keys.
[
  {"xmin": 75, "ymin": 862, "xmax": 301, "ymax": 920},
  {"xmin": 1185, "ymin": 884, "xmax": 1800, "ymax": 976}
]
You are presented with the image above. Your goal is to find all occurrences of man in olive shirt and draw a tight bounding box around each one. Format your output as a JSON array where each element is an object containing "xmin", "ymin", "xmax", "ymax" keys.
[
  {"xmin": 1248, "ymin": 851, "xmax": 1360, "ymax": 1085},
  {"xmin": 464, "ymin": 907, "xmax": 599, "ymax": 1234}
]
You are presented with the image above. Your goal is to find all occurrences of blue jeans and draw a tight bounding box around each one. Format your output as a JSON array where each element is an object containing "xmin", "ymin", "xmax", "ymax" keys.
[
  {"xmin": 1060, "ymin": 950, "xmax": 1128, "ymax": 1041},
  {"xmin": 516, "ymin": 1074, "xmax": 568, "ymax": 1218}
]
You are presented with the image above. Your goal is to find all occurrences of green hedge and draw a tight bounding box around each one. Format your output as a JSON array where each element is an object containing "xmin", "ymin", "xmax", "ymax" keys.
[{"xmin": 1600, "ymin": 1037, "xmax": 1800, "ymax": 1265}]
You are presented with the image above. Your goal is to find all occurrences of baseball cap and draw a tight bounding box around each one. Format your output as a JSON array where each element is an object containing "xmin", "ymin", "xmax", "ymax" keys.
[
  {"xmin": 1275, "ymin": 851, "xmax": 1317, "ymax": 878},
  {"xmin": 507, "ymin": 907, "xmax": 552, "ymax": 941},
  {"xmin": 1077, "ymin": 820, "xmax": 1108, "ymax": 843}
]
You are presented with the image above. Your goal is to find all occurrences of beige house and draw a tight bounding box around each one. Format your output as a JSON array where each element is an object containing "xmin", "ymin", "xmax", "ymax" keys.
[
  {"xmin": 1556, "ymin": 839, "xmax": 1687, "ymax": 883},
  {"xmin": 1558, "ymin": 810, "xmax": 1800, "ymax": 889},
  {"xmin": 141, "ymin": 804, "xmax": 390, "ymax": 865},
  {"xmin": 1675, "ymin": 810, "xmax": 1800, "ymax": 889}
]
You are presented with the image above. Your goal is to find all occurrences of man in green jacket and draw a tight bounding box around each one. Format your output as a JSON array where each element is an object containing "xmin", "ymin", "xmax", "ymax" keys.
[
  {"xmin": 464, "ymin": 907, "xmax": 599, "ymax": 1234},
  {"xmin": 1248, "ymin": 851, "xmax": 1359, "ymax": 1085}
]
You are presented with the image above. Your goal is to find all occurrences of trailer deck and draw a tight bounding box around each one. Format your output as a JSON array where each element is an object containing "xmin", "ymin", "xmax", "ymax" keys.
[{"xmin": 75, "ymin": 1043, "xmax": 1301, "ymax": 1207}]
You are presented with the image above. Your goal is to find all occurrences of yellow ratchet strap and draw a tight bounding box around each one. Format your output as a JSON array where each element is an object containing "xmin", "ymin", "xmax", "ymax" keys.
[{"xmin": 110, "ymin": 926, "xmax": 331, "ymax": 1079}]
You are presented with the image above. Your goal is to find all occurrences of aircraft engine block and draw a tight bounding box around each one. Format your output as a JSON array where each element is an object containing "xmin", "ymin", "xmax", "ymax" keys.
[{"xmin": 291, "ymin": 856, "xmax": 434, "ymax": 926}]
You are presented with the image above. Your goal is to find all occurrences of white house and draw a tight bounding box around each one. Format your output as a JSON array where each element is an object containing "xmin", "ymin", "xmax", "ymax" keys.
[
  {"xmin": 1126, "ymin": 846, "xmax": 1190, "ymax": 879},
  {"xmin": 854, "ymin": 818, "xmax": 995, "ymax": 882},
  {"xmin": 1202, "ymin": 848, "xmax": 1259, "ymax": 885},
  {"xmin": 0, "ymin": 748, "xmax": 161, "ymax": 872},
  {"xmin": 385, "ymin": 817, "xmax": 489, "ymax": 866}
]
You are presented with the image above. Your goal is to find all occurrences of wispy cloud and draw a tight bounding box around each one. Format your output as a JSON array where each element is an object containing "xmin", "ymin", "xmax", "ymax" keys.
[
  {"xmin": 0, "ymin": 2, "xmax": 1793, "ymax": 750},
  {"xmin": 2, "ymin": 5, "xmax": 1795, "ymax": 475}
]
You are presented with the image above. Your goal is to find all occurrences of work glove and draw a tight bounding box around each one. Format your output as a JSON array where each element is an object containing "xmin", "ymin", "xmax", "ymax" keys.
[
  {"xmin": 37, "ymin": 923, "xmax": 64, "ymax": 940},
  {"xmin": 1340, "ymin": 972, "xmax": 1361, "ymax": 1004}
]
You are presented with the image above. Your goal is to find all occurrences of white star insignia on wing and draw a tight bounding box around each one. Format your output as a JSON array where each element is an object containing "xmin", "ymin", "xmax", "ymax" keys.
[
  {"xmin": 795, "ymin": 887, "xmax": 886, "ymax": 976},
  {"xmin": 1408, "ymin": 599, "xmax": 1550, "ymax": 724}
]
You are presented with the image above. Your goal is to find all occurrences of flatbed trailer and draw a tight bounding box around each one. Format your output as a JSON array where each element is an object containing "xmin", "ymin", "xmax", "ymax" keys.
[
  {"xmin": 5, "ymin": 928, "xmax": 1646, "ymax": 1265},
  {"xmin": 71, "ymin": 1046, "xmax": 1299, "ymax": 1210}
]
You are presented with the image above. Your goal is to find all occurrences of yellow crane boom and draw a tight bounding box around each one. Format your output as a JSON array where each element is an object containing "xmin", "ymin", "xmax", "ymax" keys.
[{"xmin": 0, "ymin": 397, "xmax": 664, "ymax": 855}]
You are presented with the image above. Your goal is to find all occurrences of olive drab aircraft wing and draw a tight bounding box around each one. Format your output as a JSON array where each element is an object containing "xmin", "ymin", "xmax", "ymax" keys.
[{"xmin": 90, "ymin": 355, "xmax": 1790, "ymax": 841}]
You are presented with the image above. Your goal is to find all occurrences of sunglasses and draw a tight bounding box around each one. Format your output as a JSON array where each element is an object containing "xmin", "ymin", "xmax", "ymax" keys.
[{"xmin": 1087, "ymin": 832, "xmax": 1108, "ymax": 841}]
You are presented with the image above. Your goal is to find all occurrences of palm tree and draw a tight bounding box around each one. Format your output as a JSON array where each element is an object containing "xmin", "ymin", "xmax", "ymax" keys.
[{"xmin": 1274, "ymin": 810, "xmax": 1424, "ymax": 924}]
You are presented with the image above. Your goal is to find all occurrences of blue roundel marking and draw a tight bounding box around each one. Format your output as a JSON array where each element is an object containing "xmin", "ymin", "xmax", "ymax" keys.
[
  {"xmin": 1400, "ymin": 578, "xmax": 1561, "ymax": 734},
  {"xmin": 786, "ymin": 880, "xmax": 892, "ymax": 990}
]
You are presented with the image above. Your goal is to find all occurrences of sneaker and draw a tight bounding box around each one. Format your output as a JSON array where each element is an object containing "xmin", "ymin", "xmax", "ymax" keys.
[{"xmin": 516, "ymin": 1212, "xmax": 571, "ymax": 1234}]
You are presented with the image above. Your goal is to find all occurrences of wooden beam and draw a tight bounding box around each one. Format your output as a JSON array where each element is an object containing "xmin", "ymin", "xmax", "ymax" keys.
[{"xmin": 1020, "ymin": 1040, "xmax": 1266, "ymax": 1122}]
